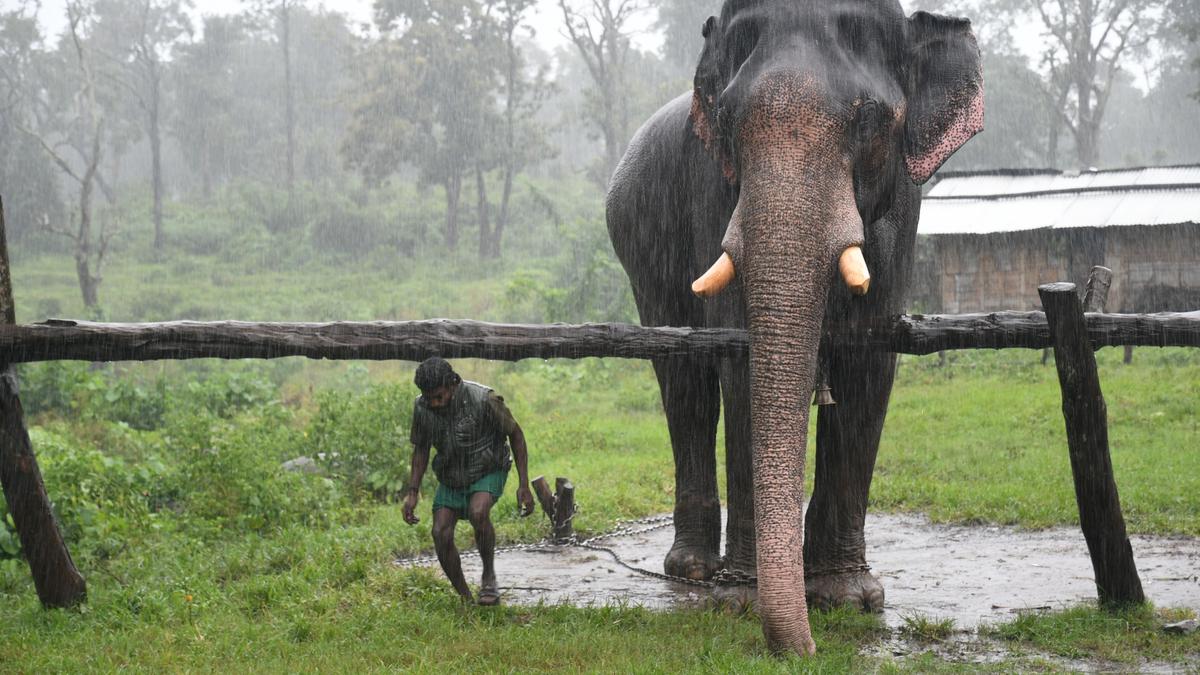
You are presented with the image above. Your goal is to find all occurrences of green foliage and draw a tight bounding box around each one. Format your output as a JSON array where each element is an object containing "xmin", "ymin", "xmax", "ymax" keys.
[
  {"xmin": 302, "ymin": 384, "xmax": 416, "ymax": 500},
  {"xmin": 0, "ymin": 350, "xmax": 1198, "ymax": 669},
  {"xmin": 18, "ymin": 362, "xmax": 102, "ymax": 419},
  {"xmin": 307, "ymin": 194, "xmax": 397, "ymax": 257},
  {"xmin": 18, "ymin": 362, "xmax": 278, "ymax": 430},
  {"xmin": 989, "ymin": 604, "xmax": 1200, "ymax": 663},
  {"xmin": 502, "ymin": 216, "xmax": 635, "ymax": 324},
  {"xmin": 170, "ymin": 411, "xmax": 344, "ymax": 534},
  {"xmin": 899, "ymin": 613, "xmax": 957, "ymax": 642}
]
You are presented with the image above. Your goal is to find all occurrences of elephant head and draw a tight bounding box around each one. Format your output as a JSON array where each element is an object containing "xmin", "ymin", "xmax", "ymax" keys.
[{"xmin": 688, "ymin": 0, "xmax": 983, "ymax": 656}]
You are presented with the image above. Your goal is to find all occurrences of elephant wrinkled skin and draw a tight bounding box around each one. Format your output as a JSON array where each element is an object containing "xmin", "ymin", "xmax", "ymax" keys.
[{"xmin": 606, "ymin": 0, "xmax": 983, "ymax": 655}]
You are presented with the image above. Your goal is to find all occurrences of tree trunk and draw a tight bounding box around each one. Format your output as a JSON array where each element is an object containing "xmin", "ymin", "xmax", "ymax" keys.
[
  {"xmin": 1076, "ymin": 119, "xmax": 1100, "ymax": 168},
  {"xmin": 201, "ymin": 145, "xmax": 212, "ymax": 201},
  {"xmin": 497, "ymin": 166, "xmax": 513, "ymax": 259},
  {"xmin": 281, "ymin": 2, "xmax": 296, "ymax": 206},
  {"xmin": 497, "ymin": 18, "xmax": 517, "ymax": 260},
  {"xmin": 76, "ymin": 160, "xmax": 99, "ymax": 310},
  {"xmin": 150, "ymin": 71, "xmax": 165, "ymax": 250},
  {"xmin": 476, "ymin": 164, "xmax": 492, "ymax": 260},
  {"xmin": 444, "ymin": 172, "xmax": 461, "ymax": 251}
]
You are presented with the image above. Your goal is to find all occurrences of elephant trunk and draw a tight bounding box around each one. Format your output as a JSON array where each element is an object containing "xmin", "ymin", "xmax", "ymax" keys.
[{"xmin": 733, "ymin": 71, "xmax": 865, "ymax": 656}]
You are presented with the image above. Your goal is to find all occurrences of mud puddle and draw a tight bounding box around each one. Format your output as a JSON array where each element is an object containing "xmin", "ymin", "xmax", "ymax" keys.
[{"xmin": 401, "ymin": 512, "xmax": 1199, "ymax": 630}]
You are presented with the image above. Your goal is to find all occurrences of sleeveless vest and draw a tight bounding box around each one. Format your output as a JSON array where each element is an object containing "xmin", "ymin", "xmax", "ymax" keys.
[{"xmin": 412, "ymin": 381, "xmax": 512, "ymax": 488}]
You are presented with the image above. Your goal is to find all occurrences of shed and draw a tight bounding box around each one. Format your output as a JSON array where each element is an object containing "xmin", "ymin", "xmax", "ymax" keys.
[{"xmin": 912, "ymin": 165, "xmax": 1200, "ymax": 314}]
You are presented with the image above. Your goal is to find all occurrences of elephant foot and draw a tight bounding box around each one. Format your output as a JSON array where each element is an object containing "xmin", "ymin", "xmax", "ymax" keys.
[
  {"xmin": 804, "ymin": 567, "xmax": 885, "ymax": 613},
  {"xmin": 708, "ymin": 584, "xmax": 756, "ymax": 615},
  {"xmin": 664, "ymin": 541, "xmax": 722, "ymax": 581}
]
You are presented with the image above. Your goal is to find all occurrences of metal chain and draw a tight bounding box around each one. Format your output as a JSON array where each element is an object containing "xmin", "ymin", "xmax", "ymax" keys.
[{"xmin": 395, "ymin": 514, "xmax": 868, "ymax": 589}]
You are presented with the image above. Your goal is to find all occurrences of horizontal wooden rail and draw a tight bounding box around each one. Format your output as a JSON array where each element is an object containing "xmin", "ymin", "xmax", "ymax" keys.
[{"xmin": 0, "ymin": 312, "xmax": 1197, "ymax": 364}]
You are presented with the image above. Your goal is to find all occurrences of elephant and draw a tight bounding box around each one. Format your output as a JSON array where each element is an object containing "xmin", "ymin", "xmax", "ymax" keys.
[{"xmin": 606, "ymin": 0, "xmax": 983, "ymax": 655}]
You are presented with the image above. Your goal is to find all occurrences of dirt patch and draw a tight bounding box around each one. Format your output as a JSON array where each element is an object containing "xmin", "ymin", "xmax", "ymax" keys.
[{"xmin": 401, "ymin": 512, "xmax": 1200, "ymax": 630}]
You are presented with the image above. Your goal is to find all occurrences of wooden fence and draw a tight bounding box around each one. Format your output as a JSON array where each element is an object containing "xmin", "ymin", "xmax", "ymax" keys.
[{"xmin": 2, "ymin": 195, "xmax": 1199, "ymax": 612}]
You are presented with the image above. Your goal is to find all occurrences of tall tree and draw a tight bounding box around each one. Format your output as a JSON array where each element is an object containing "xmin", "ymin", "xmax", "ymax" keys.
[
  {"xmin": 1016, "ymin": 0, "xmax": 1166, "ymax": 168},
  {"xmin": 1166, "ymin": 0, "xmax": 1200, "ymax": 100},
  {"xmin": 0, "ymin": 5, "xmax": 65, "ymax": 241},
  {"xmin": 344, "ymin": 0, "xmax": 498, "ymax": 251},
  {"xmin": 7, "ymin": 2, "xmax": 115, "ymax": 308},
  {"xmin": 170, "ymin": 15, "xmax": 244, "ymax": 199},
  {"xmin": 557, "ymin": 0, "xmax": 644, "ymax": 183},
  {"xmin": 247, "ymin": 0, "xmax": 302, "ymax": 205},
  {"xmin": 93, "ymin": 0, "xmax": 192, "ymax": 249},
  {"xmin": 480, "ymin": 0, "xmax": 552, "ymax": 258}
]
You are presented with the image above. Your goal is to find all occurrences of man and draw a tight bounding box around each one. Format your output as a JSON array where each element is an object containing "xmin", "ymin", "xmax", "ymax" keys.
[{"xmin": 402, "ymin": 357, "xmax": 535, "ymax": 606}]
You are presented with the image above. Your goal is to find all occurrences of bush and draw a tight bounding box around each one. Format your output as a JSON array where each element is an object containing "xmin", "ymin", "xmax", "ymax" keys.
[
  {"xmin": 171, "ymin": 410, "xmax": 344, "ymax": 534},
  {"xmin": 168, "ymin": 368, "xmax": 279, "ymax": 420},
  {"xmin": 502, "ymin": 216, "xmax": 635, "ymax": 324},
  {"xmin": 17, "ymin": 362, "xmax": 102, "ymax": 419},
  {"xmin": 308, "ymin": 196, "xmax": 395, "ymax": 257},
  {"xmin": 12, "ymin": 428, "xmax": 169, "ymax": 561},
  {"xmin": 17, "ymin": 363, "xmax": 280, "ymax": 430},
  {"xmin": 302, "ymin": 384, "xmax": 415, "ymax": 501}
]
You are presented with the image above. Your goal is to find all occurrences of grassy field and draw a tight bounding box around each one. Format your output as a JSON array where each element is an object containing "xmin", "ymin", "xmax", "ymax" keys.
[{"xmin": 3, "ymin": 237, "xmax": 1199, "ymax": 670}]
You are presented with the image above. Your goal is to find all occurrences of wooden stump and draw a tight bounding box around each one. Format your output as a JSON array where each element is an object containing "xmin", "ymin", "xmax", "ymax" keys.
[
  {"xmin": 531, "ymin": 476, "xmax": 556, "ymax": 519},
  {"xmin": 552, "ymin": 478, "xmax": 575, "ymax": 542},
  {"xmin": 0, "ymin": 195, "xmax": 86, "ymax": 608},
  {"xmin": 530, "ymin": 475, "xmax": 575, "ymax": 542},
  {"xmin": 1039, "ymin": 282, "xmax": 1144, "ymax": 607}
]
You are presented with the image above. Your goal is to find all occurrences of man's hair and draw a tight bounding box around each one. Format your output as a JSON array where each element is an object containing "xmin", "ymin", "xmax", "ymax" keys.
[{"xmin": 414, "ymin": 357, "xmax": 460, "ymax": 392}]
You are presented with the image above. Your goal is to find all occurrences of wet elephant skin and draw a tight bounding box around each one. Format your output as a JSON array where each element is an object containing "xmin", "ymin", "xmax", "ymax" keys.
[{"xmin": 607, "ymin": 0, "xmax": 983, "ymax": 655}]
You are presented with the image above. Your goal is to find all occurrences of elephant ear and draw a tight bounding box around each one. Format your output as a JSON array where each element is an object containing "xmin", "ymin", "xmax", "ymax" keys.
[
  {"xmin": 904, "ymin": 11, "xmax": 984, "ymax": 185},
  {"xmin": 691, "ymin": 15, "xmax": 738, "ymax": 183}
]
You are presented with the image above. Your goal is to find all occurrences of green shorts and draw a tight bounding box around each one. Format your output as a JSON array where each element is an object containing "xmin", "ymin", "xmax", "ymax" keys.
[{"xmin": 433, "ymin": 470, "xmax": 509, "ymax": 519}]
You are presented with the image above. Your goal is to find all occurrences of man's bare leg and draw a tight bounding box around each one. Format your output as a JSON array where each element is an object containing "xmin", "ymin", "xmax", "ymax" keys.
[
  {"xmin": 432, "ymin": 507, "xmax": 472, "ymax": 601},
  {"xmin": 467, "ymin": 492, "xmax": 498, "ymax": 603}
]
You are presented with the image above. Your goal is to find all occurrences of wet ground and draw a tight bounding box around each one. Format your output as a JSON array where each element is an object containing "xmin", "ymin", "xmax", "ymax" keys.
[{"xmin": 402, "ymin": 512, "xmax": 1200, "ymax": 631}]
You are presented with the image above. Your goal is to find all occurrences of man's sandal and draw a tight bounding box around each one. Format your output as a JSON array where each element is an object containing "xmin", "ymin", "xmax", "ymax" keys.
[{"xmin": 477, "ymin": 586, "xmax": 501, "ymax": 607}]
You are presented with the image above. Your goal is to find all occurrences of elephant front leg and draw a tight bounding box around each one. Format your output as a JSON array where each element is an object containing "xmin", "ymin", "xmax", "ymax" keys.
[
  {"xmin": 802, "ymin": 348, "xmax": 896, "ymax": 613},
  {"xmin": 720, "ymin": 356, "xmax": 755, "ymax": 573},
  {"xmin": 653, "ymin": 357, "xmax": 722, "ymax": 580},
  {"xmin": 707, "ymin": 356, "xmax": 759, "ymax": 614}
]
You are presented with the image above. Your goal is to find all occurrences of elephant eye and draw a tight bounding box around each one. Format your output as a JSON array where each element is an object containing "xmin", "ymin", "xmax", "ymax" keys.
[
  {"xmin": 702, "ymin": 16, "xmax": 716, "ymax": 39},
  {"xmin": 856, "ymin": 100, "xmax": 880, "ymax": 141}
]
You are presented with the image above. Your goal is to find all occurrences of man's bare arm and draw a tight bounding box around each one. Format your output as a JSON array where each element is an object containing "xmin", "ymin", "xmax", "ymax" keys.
[
  {"xmin": 509, "ymin": 424, "xmax": 535, "ymax": 516},
  {"xmin": 404, "ymin": 442, "xmax": 431, "ymax": 525}
]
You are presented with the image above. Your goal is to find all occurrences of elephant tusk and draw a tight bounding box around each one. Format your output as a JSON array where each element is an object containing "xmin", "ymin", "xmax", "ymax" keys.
[
  {"xmin": 692, "ymin": 253, "xmax": 736, "ymax": 298},
  {"xmin": 839, "ymin": 246, "xmax": 871, "ymax": 296}
]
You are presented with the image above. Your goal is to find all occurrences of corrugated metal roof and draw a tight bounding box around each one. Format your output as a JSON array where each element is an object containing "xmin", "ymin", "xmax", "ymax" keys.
[{"xmin": 919, "ymin": 165, "xmax": 1200, "ymax": 235}]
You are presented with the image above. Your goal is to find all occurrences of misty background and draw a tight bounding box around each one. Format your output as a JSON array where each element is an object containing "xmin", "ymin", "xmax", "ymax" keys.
[{"xmin": 1, "ymin": 0, "xmax": 1198, "ymax": 323}]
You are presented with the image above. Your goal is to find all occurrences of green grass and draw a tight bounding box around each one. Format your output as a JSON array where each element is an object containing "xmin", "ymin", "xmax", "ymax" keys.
[
  {"xmin": 872, "ymin": 347, "xmax": 1200, "ymax": 534},
  {"xmin": 2, "ymin": 351, "xmax": 1194, "ymax": 671},
  {"xmin": 987, "ymin": 605, "xmax": 1200, "ymax": 664},
  {"xmin": 899, "ymin": 614, "xmax": 957, "ymax": 642}
]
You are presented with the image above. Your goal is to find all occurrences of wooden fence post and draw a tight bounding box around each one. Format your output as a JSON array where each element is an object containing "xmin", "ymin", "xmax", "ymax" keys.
[
  {"xmin": 552, "ymin": 477, "xmax": 575, "ymax": 542},
  {"xmin": 530, "ymin": 475, "xmax": 575, "ymax": 542},
  {"xmin": 1039, "ymin": 282, "xmax": 1144, "ymax": 607},
  {"xmin": 0, "ymin": 195, "xmax": 87, "ymax": 608},
  {"xmin": 1083, "ymin": 266, "xmax": 1113, "ymax": 313}
]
